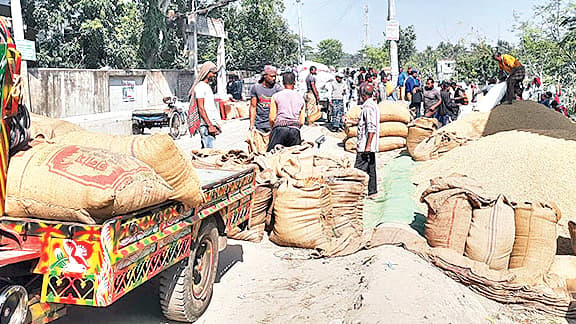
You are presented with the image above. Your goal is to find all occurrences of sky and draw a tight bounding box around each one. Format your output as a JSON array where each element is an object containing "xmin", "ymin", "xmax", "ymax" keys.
[{"xmin": 282, "ymin": 0, "xmax": 545, "ymax": 53}]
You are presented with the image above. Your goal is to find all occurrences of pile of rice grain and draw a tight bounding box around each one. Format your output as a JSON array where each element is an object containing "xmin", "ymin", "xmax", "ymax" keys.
[{"xmin": 413, "ymin": 130, "xmax": 575, "ymax": 233}]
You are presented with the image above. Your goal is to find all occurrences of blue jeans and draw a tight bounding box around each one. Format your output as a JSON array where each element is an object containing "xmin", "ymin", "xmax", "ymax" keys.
[
  {"xmin": 331, "ymin": 99, "xmax": 344, "ymax": 128},
  {"xmin": 198, "ymin": 125, "xmax": 215, "ymax": 148}
]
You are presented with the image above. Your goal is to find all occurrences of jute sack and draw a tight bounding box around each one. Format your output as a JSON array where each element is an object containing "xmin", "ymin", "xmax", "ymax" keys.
[
  {"xmin": 441, "ymin": 111, "xmax": 490, "ymax": 139},
  {"xmin": 407, "ymin": 117, "xmax": 439, "ymax": 157},
  {"xmin": 246, "ymin": 129, "xmax": 270, "ymax": 155},
  {"xmin": 30, "ymin": 115, "xmax": 84, "ymax": 140},
  {"xmin": 227, "ymin": 184, "xmax": 272, "ymax": 243},
  {"xmin": 378, "ymin": 101, "xmax": 411, "ymax": 123},
  {"xmin": 344, "ymin": 105, "xmax": 362, "ymax": 125},
  {"xmin": 345, "ymin": 122, "xmax": 408, "ymax": 138},
  {"xmin": 270, "ymin": 179, "xmax": 333, "ymax": 250},
  {"xmin": 52, "ymin": 132, "xmax": 204, "ymax": 208},
  {"xmin": 343, "ymin": 137, "xmax": 405, "ymax": 153},
  {"xmin": 313, "ymin": 153, "xmax": 352, "ymax": 170},
  {"xmin": 422, "ymin": 191, "xmax": 472, "ymax": 254},
  {"xmin": 268, "ymin": 142, "xmax": 315, "ymax": 180},
  {"xmin": 6, "ymin": 142, "xmax": 172, "ymax": 224},
  {"xmin": 411, "ymin": 131, "xmax": 469, "ymax": 161},
  {"xmin": 549, "ymin": 256, "xmax": 576, "ymax": 293},
  {"xmin": 508, "ymin": 201, "xmax": 561, "ymax": 283},
  {"xmin": 325, "ymin": 168, "xmax": 367, "ymax": 235},
  {"xmin": 465, "ymin": 194, "xmax": 515, "ymax": 270},
  {"xmin": 305, "ymin": 92, "xmax": 322, "ymax": 124}
]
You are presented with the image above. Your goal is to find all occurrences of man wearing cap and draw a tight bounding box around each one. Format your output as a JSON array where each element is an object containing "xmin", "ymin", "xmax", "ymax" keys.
[
  {"xmin": 189, "ymin": 61, "xmax": 221, "ymax": 148},
  {"xmin": 493, "ymin": 52, "xmax": 525, "ymax": 104},
  {"xmin": 329, "ymin": 73, "xmax": 348, "ymax": 131},
  {"xmin": 355, "ymin": 84, "xmax": 380, "ymax": 198},
  {"xmin": 249, "ymin": 65, "xmax": 283, "ymax": 132}
]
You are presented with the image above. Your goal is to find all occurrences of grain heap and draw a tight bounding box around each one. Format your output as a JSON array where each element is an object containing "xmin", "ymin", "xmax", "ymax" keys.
[
  {"xmin": 413, "ymin": 131, "xmax": 576, "ymax": 232},
  {"xmin": 343, "ymin": 101, "xmax": 411, "ymax": 153}
]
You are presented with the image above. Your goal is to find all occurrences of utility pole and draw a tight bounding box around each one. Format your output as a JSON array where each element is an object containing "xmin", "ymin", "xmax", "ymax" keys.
[
  {"xmin": 296, "ymin": 0, "xmax": 304, "ymax": 64},
  {"xmin": 388, "ymin": 0, "xmax": 399, "ymax": 86},
  {"xmin": 363, "ymin": 5, "xmax": 369, "ymax": 48}
]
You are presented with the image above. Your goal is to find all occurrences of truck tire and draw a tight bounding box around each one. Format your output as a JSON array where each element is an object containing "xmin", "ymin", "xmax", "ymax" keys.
[
  {"xmin": 132, "ymin": 120, "xmax": 143, "ymax": 135},
  {"xmin": 159, "ymin": 219, "xmax": 219, "ymax": 322}
]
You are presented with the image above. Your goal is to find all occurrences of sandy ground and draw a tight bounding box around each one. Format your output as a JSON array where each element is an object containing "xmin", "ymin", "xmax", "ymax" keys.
[{"xmin": 55, "ymin": 116, "xmax": 564, "ymax": 324}]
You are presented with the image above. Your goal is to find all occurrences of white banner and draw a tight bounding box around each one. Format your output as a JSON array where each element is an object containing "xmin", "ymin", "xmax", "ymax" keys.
[{"xmin": 385, "ymin": 21, "xmax": 399, "ymax": 41}]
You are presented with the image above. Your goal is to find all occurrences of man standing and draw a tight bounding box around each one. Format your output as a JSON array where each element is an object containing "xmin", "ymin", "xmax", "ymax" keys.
[
  {"xmin": 423, "ymin": 78, "xmax": 442, "ymax": 119},
  {"xmin": 190, "ymin": 61, "xmax": 221, "ymax": 148},
  {"xmin": 267, "ymin": 72, "xmax": 306, "ymax": 151},
  {"xmin": 305, "ymin": 66, "xmax": 321, "ymax": 125},
  {"xmin": 355, "ymin": 84, "xmax": 379, "ymax": 198},
  {"xmin": 397, "ymin": 67, "xmax": 407, "ymax": 100},
  {"xmin": 329, "ymin": 73, "xmax": 348, "ymax": 131},
  {"xmin": 439, "ymin": 82, "xmax": 457, "ymax": 126},
  {"xmin": 249, "ymin": 65, "xmax": 283, "ymax": 132},
  {"xmin": 405, "ymin": 69, "xmax": 420, "ymax": 102},
  {"xmin": 493, "ymin": 52, "xmax": 525, "ymax": 104}
]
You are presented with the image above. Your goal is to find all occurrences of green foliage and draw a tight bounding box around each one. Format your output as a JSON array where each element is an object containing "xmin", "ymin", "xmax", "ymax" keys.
[
  {"xmin": 222, "ymin": 0, "xmax": 299, "ymax": 71},
  {"xmin": 315, "ymin": 39, "xmax": 344, "ymax": 68},
  {"xmin": 395, "ymin": 25, "xmax": 416, "ymax": 67},
  {"xmin": 23, "ymin": 0, "xmax": 143, "ymax": 68},
  {"xmin": 358, "ymin": 45, "xmax": 389, "ymax": 69}
]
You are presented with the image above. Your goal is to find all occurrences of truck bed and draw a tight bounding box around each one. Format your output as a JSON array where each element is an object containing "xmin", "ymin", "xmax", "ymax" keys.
[{"xmin": 0, "ymin": 167, "xmax": 256, "ymax": 307}]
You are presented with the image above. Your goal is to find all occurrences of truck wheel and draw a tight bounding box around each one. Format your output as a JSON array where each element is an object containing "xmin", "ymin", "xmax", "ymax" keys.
[
  {"xmin": 132, "ymin": 121, "xmax": 143, "ymax": 135},
  {"xmin": 159, "ymin": 219, "xmax": 219, "ymax": 322}
]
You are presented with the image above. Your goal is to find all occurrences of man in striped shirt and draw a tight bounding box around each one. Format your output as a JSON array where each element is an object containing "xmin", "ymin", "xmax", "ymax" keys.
[{"xmin": 355, "ymin": 84, "xmax": 380, "ymax": 198}]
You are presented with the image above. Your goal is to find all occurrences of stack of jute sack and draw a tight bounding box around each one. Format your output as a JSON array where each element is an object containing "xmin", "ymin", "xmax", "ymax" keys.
[
  {"xmin": 343, "ymin": 101, "xmax": 411, "ymax": 153},
  {"xmin": 190, "ymin": 143, "xmax": 370, "ymax": 258},
  {"xmin": 415, "ymin": 174, "xmax": 572, "ymax": 315},
  {"xmin": 6, "ymin": 115, "xmax": 204, "ymax": 224},
  {"xmin": 223, "ymin": 101, "xmax": 250, "ymax": 120}
]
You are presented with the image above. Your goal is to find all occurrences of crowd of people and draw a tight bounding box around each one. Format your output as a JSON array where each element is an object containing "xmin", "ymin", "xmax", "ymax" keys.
[{"xmin": 187, "ymin": 55, "xmax": 573, "ymax": 197}]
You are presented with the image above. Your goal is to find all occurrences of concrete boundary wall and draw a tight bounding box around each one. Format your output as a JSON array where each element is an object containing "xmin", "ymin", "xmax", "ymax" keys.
[{"xmin": 27, "ymin": 68, "xmax": 195, "ymax": 118}]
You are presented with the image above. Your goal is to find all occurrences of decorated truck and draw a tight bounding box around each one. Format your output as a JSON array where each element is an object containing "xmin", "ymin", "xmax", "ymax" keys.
[
  {"xmin": 0, "ymin": 167, "xmax": 256, "ymax": 324},
  {"xmin": 0, "ymin": 17, "xmax": 257, "ymax": 324}
]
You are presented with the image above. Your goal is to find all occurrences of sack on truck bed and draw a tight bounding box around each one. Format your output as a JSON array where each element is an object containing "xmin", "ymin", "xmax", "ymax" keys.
[
  {"xmin": 6, "ymin": 143, "xmax": 172, "ymax": 224},
  {"xmin": 465, "ymin": 194, "xmax": 515, "ymax": 271},
  {"xmin": 30, "ymin": 115, "xmax": 84, "ymax": 140},
  {"xmin": 508, "ymin": 201, "xmax": 561, "ymax": 285},
  {"xmin": 52, "ymin": 132, "xmax": 204, "ymax": 208}
]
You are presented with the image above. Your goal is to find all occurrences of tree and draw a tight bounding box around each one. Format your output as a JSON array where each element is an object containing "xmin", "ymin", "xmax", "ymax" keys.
[
  {"xmin": 221, "ymin": 0, "xmax": 299, "ymax": 71},
  {"xmin": 358, "ymin": 45, "xmax": 389, "ymax": 69},
  {"xmin": 395, "ymin": 25, "xmax": 416, "ymax": 67},
  {"xmin": 316, "ymin": 39, "xmax": 343, "ymax": 67},
  {"xmin": 139, "ymin": 0, "xmax": 166, "ymax": 68}
]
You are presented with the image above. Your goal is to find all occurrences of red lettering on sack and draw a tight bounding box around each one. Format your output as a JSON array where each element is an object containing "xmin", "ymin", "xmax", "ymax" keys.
[{"xmin": 47, "ymin": 146, "xmax": 148, "ymax": 190}]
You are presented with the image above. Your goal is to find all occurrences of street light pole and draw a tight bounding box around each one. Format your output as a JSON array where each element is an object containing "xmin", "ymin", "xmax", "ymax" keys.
[
  {"xmin": 388, "ymin": 0, "xmax": 399, "ymax": 86},
  {"xmin": 296, "ymin": 0, "xmax": 304, "ymax": 64}
]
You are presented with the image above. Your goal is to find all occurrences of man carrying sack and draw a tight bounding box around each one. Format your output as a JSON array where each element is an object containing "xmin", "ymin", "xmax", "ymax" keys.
[
  {"xmin": 493, "ymin": 52, "xmax": 525, "ymax": 105},
  {"xmin": 305, "ymin": 66, "xmax": 321, "ymax": 125}
]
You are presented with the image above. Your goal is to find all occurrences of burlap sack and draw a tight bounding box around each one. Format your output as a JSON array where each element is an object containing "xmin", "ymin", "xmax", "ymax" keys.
[
  {"xmin": 508, "ymin": 201, "xmax": 561, "ymax": 283},
  {"xmin": 227, "ymin": 184, "xmax": 272, "ymax": 243},
  {"xmin": 29, "ymin": 115, "xmax": 84, "ymax": 140},
  {"xmin": 325, "ymin": 168, "xmax": 367, "ymax": 235},
  {"xmin": 6, "ymin": 142, "xmax": 172, "ymax": 224},
  {"xmin": 268, "ymin": 142, "xmax": 315, "ymax": 180},
  {"xmin": 246, "ymin": 129, "xmax": 270, "ymax": 155},
  {"xmin": 52, "ymin": 132, "xmax": 204, "ymax": 208},
  {"xmin": 407, "ymin": 117, "xmax": 439, "ymax": 157},
  {"xmin": 234, "ymin": 102, "xmax": 250, "ymax": 118},
  {"xmin": 345, "ymin": 102, "xmax": 411, "ymax": 126},
  {"xmin": 549, "ymin": 256, "xmax": 576, "ymax": 293},
  {"xmin": 343, "ymin": 137, "xmax": 405, "ymax": 153},
  {"xmin": 465, "ymin": 195, "xmax": 515, "ymax": 270},
  {"xmin": 305, "ymin": 92, "xmax": 321, "ymax": 124},
  {"xmin": 441, "ymin": 111, "xmax": 490, "ymax": 139},
  {"xmin": 313, "ymin": 153, "xmax": 352, "ymax": 170},
  {"xmin": 270, "ymin": 179, "xmax": 333, "ymax": 250},
  {"xmin": 345, "ymin": 121, "xmax": 408, "ymax": 138},
  {"xmin": 423, "ymin": 192, "xmax": 472, "ymax": 254},
  {"xmin": 412, "ymin": 131, "xmax": 469, "ymax": 161},
  {"xmin": 378, "ymin": 101, "xmax": 411, "ymax": 123}
]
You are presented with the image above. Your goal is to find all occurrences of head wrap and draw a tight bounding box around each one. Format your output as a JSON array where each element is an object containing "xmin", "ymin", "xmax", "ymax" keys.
[
  {"xmin": 263, "ymin": 65, "xmax": 277, "ymax": 75},
  {"xmin": 187, "ymin": 61, "xmax": 217, "ymax": 135}
]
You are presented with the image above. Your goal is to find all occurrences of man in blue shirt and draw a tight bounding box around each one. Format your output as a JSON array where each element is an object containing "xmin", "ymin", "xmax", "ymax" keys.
[
  {"xmin": 397, "ymin": 67, "xmax": 407, "ymax": 101},
  {"xmin": 404, "ymin": 69, "xmax": 420, "ymax": 102}
]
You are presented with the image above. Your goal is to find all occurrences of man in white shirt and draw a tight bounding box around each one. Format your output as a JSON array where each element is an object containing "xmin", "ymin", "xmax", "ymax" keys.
[{"xmin": 192, "ymin": 61, "xmax": 221, "ymax": 148}]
